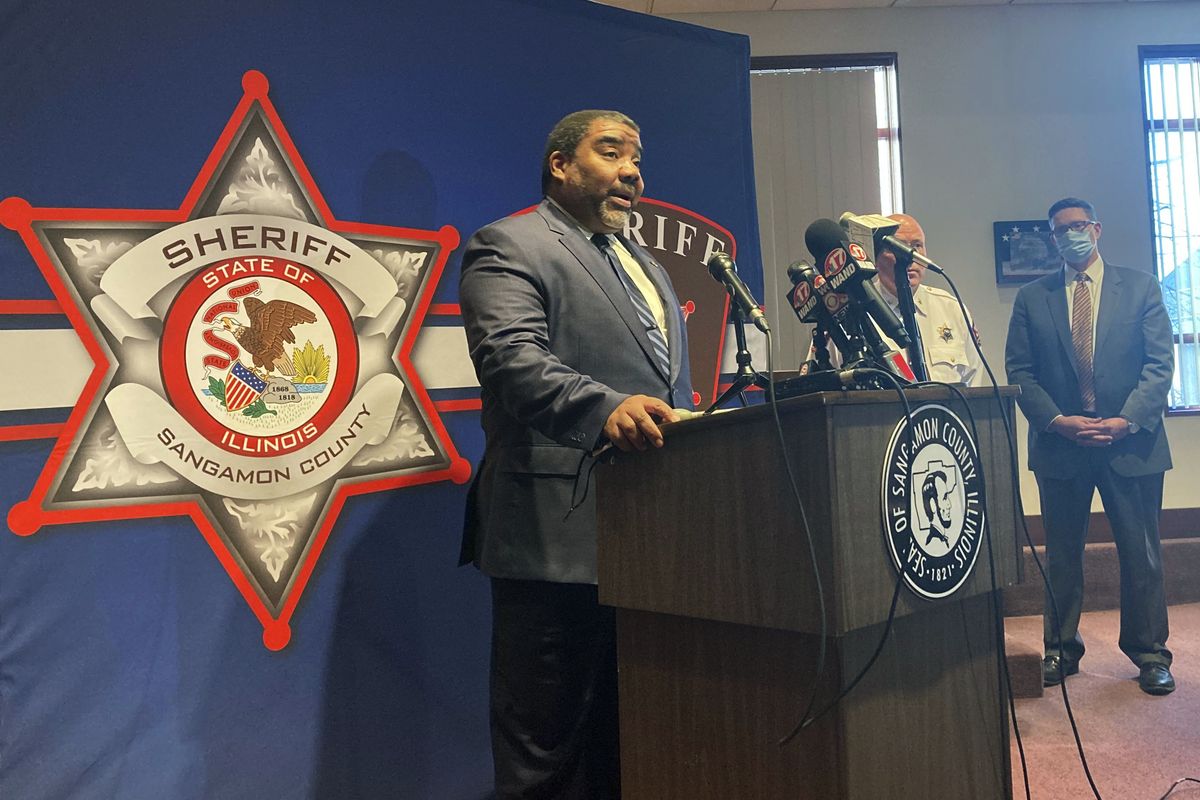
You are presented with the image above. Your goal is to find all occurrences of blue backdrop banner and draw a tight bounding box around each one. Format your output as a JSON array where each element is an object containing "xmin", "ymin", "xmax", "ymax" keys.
[{"xmin": 0, "ymin": 1, "xmax": 760, "ymax": 797}]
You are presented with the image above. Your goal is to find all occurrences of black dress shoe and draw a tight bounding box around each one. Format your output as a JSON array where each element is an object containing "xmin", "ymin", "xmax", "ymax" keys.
[
  {"xmin": 1042, "ymin": 655, "xmax": 1079, "ymax": 687},
  {"xmin": 1138, "ymin": 663, "xmax": 1176, "ymax": 696}
]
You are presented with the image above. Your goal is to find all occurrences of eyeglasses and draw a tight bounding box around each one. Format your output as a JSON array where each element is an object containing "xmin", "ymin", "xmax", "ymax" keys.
[{"xmin": 1051, "ymin": 220, "xmax": 1096, "ymax": 237}]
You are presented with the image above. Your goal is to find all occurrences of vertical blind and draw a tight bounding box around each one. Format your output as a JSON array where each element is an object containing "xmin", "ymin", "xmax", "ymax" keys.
[{"xmin": 750, "ymin": 60, "xmax": 902, "ymax": 370}]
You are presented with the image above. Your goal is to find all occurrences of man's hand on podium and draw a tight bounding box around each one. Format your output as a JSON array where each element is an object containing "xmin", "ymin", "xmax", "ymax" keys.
[{"xmin": 603, "ymin": 395, "xmax": 679, "ymax": 452}]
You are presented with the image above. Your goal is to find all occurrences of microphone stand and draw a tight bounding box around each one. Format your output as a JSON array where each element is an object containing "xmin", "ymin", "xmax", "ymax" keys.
[
  {"xmin": 706, "ymin": 303, "xmax": 770, "ymax": 413},
  {"xmin": 812, "ymin": 323, "xmax": 833, "ymax": 372},
  {"xmin": 860, "ymin": 317, "xmax": 915, "ymax": 383},
  {"xmin": 891, "ymin": 251, "xmax": 929, "ymax": 382}
]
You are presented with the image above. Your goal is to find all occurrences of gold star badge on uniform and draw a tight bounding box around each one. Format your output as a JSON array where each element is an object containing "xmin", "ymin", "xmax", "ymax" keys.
[{"xmin": 937, "ymin": 324, "xmax": 954, "ymax": 342}]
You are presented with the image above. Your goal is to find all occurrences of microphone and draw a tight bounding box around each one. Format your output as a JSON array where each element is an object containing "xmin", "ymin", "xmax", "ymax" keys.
[
  {"xmin": 804, "ymin": 218, "xmax": 912, "ymax": 349},
  {"xmin": 880, "ymin": 235, "xmax": 945, "ymax": 275},
  {"xmin": 840, "ymin": 211, "xmax": 946, "ymax": 275},
  {"xmin": 839, "ymin": 211, "xmax": 898, "ymax": 266},
  {"xmin": 786, "ymin": 260, "xmax": 813, "ymax": 285},
  {"xmin": 789, "ymin": 260, "xmax": 909, "ymax": 380},
  {"xmin": 787, "ymin": 261, "xmax": 832, "ymax": 374},
  {"xmin": 786, "ymin": 260, "xmax": 821, "ymax": 323},
  {"xmin": 785, "ymin": 259, "xmax": 866, "ymax": 363},
  {"xmin": 707, "ymin": 251, "xmax": 770, "ymax": 333},
  {"xmin": 835, "ymin": 212, "xmax": 930, "ymax": 382}
]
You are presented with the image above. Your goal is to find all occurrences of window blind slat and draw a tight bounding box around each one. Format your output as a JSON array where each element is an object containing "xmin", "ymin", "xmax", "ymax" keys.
[{"xmin": 750, "ymin": 61, "xmax": 900, "ymax": 368}]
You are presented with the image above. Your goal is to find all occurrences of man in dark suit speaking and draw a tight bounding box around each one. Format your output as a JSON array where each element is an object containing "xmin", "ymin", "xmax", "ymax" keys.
[
  {"xmin": 459, "ymin": 110, "xmax": 693, "ymax": 798},
  {"xmin": 1005, "ymin": 197, "xmax": 1175, "ymax": 696}
]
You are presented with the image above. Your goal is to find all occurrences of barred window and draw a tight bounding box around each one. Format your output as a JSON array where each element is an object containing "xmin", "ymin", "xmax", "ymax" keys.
[{"xmin": 1141, "ymin": 46, "xmax": 1200, "ymax": 410}]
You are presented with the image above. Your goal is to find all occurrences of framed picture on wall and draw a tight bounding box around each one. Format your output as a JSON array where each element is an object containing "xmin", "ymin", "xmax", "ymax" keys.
[{"xmin": 993, "ymin": 220, "xmax": 1061, "ymax": 285}]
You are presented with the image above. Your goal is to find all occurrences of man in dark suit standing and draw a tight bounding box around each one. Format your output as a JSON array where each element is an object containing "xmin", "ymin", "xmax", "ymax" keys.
[
  {"xmin": 459, "ymin": 110, "xmax": 693, "ymax": 798},
  {"xmin": 1006, "ymin": 197, "xmax": 1175, "ymax": 696}
]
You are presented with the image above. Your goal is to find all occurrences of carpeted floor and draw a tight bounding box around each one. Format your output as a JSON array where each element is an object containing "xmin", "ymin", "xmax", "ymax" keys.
[{"xmin": 1006, "ymin": 602, "xmax": 1200, "ymax": 800}]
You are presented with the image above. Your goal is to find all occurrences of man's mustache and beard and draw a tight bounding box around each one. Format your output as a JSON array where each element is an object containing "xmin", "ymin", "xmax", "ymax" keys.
[
  {"xmin": 565, "ymin": 174, "xmax": 639, "ymax": 232},
  {"xmin": 598, "ymin": 194, "xmax": 634, "ymax": 230}
]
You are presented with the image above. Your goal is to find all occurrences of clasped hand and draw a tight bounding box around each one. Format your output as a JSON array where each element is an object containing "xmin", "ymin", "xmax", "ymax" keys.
[{"xmin": 1050, "ymin": 415, "xmax": 1131, "ymax": 447}]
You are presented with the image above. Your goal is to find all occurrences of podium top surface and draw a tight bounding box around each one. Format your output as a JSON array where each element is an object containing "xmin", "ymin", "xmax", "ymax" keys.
[{"xmin": 665, "ymin": 385, "xmax": 1019, "ymax": 439}]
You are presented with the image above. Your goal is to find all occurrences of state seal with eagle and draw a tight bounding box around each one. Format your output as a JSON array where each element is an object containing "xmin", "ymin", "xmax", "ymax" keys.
[
  {"xmin": 164, "ymin": 262, "xmax": 356, "ymax": 454},
  {"xmin": 221, "ymin": 296, "xmax": 318, "ymax": 379}
]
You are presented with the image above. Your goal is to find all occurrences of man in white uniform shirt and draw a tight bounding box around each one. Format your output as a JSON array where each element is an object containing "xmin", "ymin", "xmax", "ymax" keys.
[
  {"xmin": 875, "ymin": 214, "xmax": 983, "ymax": 386},
  {"xmin": 804, "ymin": 213, "xmax": 983, "ymax": 385}
]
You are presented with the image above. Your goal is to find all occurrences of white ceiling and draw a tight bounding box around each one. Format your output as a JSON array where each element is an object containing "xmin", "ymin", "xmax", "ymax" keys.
[{"xmin": 599, "ymin": 0, "xmax": 1180, "ymax": 12}]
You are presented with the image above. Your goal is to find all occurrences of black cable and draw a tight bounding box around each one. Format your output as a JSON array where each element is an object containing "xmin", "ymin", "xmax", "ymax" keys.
[
  {"xmin": 761, "ymin": 331, "xmax": 831, "ymax": 747},
  {"xmin": 1159, "ymin": 777, "xmax": 1200, "ymax": 799},
  {"xmin": 779, "ymin": 366, "xmax": 913, "ymax": 739},
  {"xmin": 911, "ymin": 378, "xmax": 1025, "ymax": 800},
  {"xmin": 565, "ymin": 448, "xmax": 605, "ymax": 521},
  {"xmin": 934, "ymin": 266, "xmax": 1102, "ymax": 800}
]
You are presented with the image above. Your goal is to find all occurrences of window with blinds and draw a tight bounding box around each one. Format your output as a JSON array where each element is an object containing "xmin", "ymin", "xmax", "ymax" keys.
[
  {"xmin": 1141, "ymin": 46, "xmax": 1200, "ymax": 410},
  {"xmin": 749, "ymin": 54, "xmax": 902, "ymax": 370}
]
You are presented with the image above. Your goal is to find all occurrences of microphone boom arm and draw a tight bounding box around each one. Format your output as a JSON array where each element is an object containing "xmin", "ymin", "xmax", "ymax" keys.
[{"xmin": 887, "ymin": 246, "xmax": 929, "ymax": 382}]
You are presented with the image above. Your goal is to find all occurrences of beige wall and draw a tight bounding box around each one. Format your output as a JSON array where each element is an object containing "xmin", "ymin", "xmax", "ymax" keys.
[{"xmin": 679, "ymin": 2, "xmax": 1200, "ymax": 511}]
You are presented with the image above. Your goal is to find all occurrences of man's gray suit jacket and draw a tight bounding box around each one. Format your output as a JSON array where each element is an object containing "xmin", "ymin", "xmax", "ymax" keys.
[
  {"xmin": 459, "ymin": 199, "xmax": 693, "ymax": 584},
  {"xmin": 1005, "ymin": 263, "xmax": 1173, "ymax": 478}
]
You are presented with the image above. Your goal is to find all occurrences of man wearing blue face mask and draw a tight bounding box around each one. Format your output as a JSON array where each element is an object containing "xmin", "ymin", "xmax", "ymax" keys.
[{"xmin": 1006, "ymin": 197, "xmax": 1176, "ymax": 696}]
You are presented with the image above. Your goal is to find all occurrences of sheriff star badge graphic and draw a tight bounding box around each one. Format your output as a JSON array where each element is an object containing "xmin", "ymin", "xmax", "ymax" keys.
[{"xmin": 0, "ymin": 71, "xmax": 471, "ymax": 649}]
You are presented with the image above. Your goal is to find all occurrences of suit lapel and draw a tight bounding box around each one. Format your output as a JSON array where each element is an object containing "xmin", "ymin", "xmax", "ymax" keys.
[
  {"xmin": 1092, "ymin": 265, "xmax": 1122, "ymax": 359},
  {"xmin": 539, "ymin": 202, "xmax": 669, "ymax": 383},
  {"xmin": 1044, "ymin": 270, "xmax": 1078, "ymax": 380},
  {"xmin": 619, "ymin": 235, "xmax": 679, "ymax": 384}
]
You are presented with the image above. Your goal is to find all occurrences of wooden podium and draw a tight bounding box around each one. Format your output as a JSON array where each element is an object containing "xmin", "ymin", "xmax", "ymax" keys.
[{"xmin": 596, "ymin": 387, "xmax": 1021, "ymax": 800}]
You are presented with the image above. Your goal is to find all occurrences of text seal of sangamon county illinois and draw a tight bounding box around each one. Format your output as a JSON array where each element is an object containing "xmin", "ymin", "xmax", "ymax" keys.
[{"xmin": 880, "ymin": 404, "xmax": 985, "ymax": 599}]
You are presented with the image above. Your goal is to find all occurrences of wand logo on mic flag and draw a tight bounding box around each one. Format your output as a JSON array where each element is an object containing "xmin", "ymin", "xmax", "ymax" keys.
[
  {"xmin": 791, "ymin": 279, "xmax": 812, "ymax": 309},
  {"xmin": 0, "ymin": 70, "xmax": 471, "ymax": 650},
  {"xmin": 823, "ymin": 246, "xmax": 847, "ymax": 277},
  {"xmin": 880, "ymin": 405, "xmax": 984, "ymax": 599}
]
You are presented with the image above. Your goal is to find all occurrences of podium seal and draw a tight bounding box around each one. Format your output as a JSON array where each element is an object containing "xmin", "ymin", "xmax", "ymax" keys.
[{"xmin": 881, "ymin": 404, "xmax": 985, "ymax": 599}]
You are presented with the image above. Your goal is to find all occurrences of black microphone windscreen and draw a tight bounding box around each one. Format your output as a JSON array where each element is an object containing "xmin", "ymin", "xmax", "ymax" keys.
[
  {"xmin": 786, "ymin": 261, "xmax": 814, "ymax": 284},
  {"xmin": 804, "ymin": 218, "xmax": 849, "ymax": 266},
  {"xmin": 707, "ymin": 251, "xmax": 735, "ymax": 281}
]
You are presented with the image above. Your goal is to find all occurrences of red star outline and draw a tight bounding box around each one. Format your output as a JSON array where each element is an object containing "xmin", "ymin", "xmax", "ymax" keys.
[{"xmin": 0, "ymin": 70, "xmax": 472, "ymax": 650}]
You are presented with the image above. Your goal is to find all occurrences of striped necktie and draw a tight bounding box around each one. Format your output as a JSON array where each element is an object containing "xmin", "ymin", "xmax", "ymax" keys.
[
  {"xmin": 1071, "ymin": 272, "xmax": 1096, "ymax": 411},
  {"xmin": 592, "ymin": 234, "xmax": 671, "ymax": 378}
]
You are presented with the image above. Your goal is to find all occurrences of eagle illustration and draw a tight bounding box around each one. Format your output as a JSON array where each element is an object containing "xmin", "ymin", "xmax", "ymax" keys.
[{"xmin": 221, "ymin": 297, "xmax": 318, "ymax": 377}]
